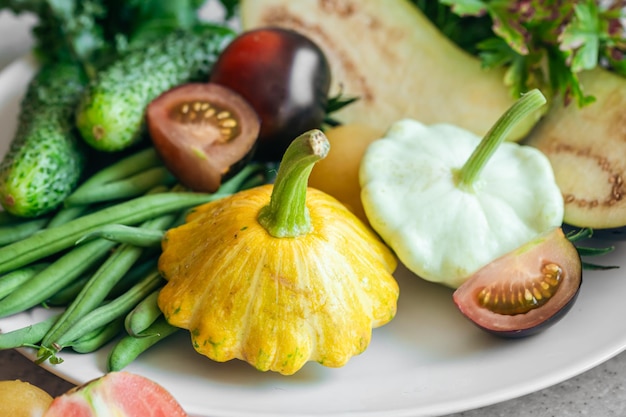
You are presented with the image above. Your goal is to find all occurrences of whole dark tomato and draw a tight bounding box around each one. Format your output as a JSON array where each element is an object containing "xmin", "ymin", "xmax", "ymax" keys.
[
  {"xmin": 146, "ymin": 82, "xmax": 260, "ymax": 193},
  {"xmin": 210, "ymin": 27, "xmax": 331, "ymax": 161}
]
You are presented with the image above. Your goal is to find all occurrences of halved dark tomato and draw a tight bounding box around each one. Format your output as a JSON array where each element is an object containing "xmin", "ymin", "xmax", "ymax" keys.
[
  {"xmin": 146, "ymin": 83, "xmax": 260, "ymax": 192},
  {"xmin": 453, "ymin": 227, "xmax": 582, "ymax": 338}
]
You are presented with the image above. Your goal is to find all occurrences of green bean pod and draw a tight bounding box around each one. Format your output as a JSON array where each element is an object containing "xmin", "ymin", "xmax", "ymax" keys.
[
  {"xmin": 108, "ymin": 316, "xmax": 179, "ymax": 372},
  {"xmin": 75, "ymin": 224, "xmax": 165, "ymax": 247},
  {"xmin": 64, "ymin": 166, "xmax": 176, "ymax": 207},
  {"xmin": 0, "ymin": 238, "xmax": 116, "ymax": 318},
  {"xmin": 49, "ymin": 266, "xmax": 164, "ymax": 353},
  {"xmin": 106, "ymin": 257, "xmax": 158, "ymax": 300},
  {"xmin": 41, "ymin": 213, "xmax": 176, "ymax": 348},
  {"xmin": 0, "ymin": 164, "xmax": 264, "ymax": 274},
  {"xmin": 0, "ymin": 192, "xmax": 214, "ymax": 274},
  {"xmin": 124, "ymin": 289, "xmax": 162, "ymax": 337},
  {"xmin": 41, "ymin": 243, "xmax": 145, "ymax": 347},
  {"xmin": 0, "ymin": 313, "xmax": 61, "ymax": 350},
  {"xmin": 0, "ymin": 263, "xmax": 49, "ymax": 300},
  {"xmin": 0, "ymin": 216, "xmax": 51, "ymax": 246},
  {"xmin": 69, "ymin": 317, "xmax": 125, "ymax": 354},
  {"xmin": 68, "ymin": 147, "xmax": 162, "ymax": 194},
  {"xmin": 47, "ymin": 205, "xmax": 91, "ymax": 228},
  {"xmin": 45, "ymin": 274, "xmax": 92, "ymax": 307}
]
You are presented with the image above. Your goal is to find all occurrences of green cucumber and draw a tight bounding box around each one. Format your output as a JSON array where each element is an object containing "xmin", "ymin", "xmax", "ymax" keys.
[
  {"xmin": 75, "ymin": 25, "xmax": 236, "ymax": 152},
  {"xmin": 0, "ymin": 61, "xmax": 88, "ymax": 218}
]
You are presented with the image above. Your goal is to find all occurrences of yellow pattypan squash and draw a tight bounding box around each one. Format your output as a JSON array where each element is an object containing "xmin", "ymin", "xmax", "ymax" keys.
[{"xmin": 157, "ymin": 130, "xmax": 399, "ymax": 375}]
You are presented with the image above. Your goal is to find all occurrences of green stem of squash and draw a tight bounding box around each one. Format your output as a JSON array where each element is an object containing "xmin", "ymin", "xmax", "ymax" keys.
[
  {"xmin": 455, "ymin": 89, "xmax": 547, "ymax": 190},
  {"xmin": 257, "ymin": 129, "xmax": 330, "ymax": 238}
]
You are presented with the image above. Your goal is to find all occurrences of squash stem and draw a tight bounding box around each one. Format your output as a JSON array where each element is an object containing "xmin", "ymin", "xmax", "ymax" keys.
[
  {"xmin": 257, "ymin": 129, "xmax": 330, "ymax": 238},
  {"xmin": 456, "ymin": 89, "xmax": 547, "ymax": 190}
]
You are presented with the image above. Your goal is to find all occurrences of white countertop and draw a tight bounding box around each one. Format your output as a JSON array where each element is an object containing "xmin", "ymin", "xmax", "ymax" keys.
[{"xmin": 0, "ymin": 8, "xmax": 625, "ymax": 417}]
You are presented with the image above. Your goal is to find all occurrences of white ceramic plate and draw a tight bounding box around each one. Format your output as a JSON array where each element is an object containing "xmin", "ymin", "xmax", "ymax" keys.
[{"xmin": 1, "ymin": 56, "xmax": 625, "ymax": 417}]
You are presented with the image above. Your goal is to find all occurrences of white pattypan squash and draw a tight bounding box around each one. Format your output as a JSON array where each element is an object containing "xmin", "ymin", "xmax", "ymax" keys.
[{"xmin": 360, "ymin": 90, "xmax": 564, "ymax": 288}]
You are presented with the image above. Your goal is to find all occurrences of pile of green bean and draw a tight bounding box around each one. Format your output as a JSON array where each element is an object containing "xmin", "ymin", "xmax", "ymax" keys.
[{"xmin": 0, "ymin": 147, "xmax": 268, "ymax": 371}]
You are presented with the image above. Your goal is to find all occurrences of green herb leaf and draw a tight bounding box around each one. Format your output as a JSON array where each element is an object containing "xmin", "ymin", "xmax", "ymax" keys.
[
  {"xmin": 323, "ymin": 92, "xmax": 359, "ymax": 128},
  {"xmin": 417, "ymin": 0, "xmax": 626, "ymax": 108},
  {"xmin": 566, "ymin": 227, "xmax": 594, "ymax": 242},
  {"xmin": 439, "ymin": 0, "xmax": 487, "ymax": 16},
  {"xmin": 487, "ymin": 2, "xmax": 530, "ymax": 55},
  {"xmin": 560, "ymin": 1, "xmax": 602, "ymax": 72},
  {"xmin": 566, "ymin": 227, "xmax": 618, "ymax": 270},
  {"xmin": 122, "ymin": 0, "xmax": 206, "ymax": 44},
  {"xmin": 582, "ymin": 261, "xmax": 619, "ymax": 271},
  {"xmin": 576, "ymin": 246, "xmax": 615, "ymax": 257}
]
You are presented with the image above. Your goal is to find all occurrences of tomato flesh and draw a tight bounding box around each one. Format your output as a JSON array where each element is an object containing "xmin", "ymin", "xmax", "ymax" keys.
[
  {"xmin": 210, "ymin": 27, "xmax": 331, "ymax": 161},
  {"xmin": 475, "ymin": 262, "xmax": 563, "ymax": 315},
  {"xmin": 453, "ymin": 228, "xmax": 582, "ymax": 338},
  {"xmin": 147, "ymin": 83, "xmax": 260, "ymax": 192}
]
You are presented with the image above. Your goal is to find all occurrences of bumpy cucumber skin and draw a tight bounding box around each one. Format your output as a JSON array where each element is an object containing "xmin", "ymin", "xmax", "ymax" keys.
[
  {"xmin": 0, "ymin": 62, "xmax": 87, "ymax": 218},
  {"xmin": 76, "ymin": 27, "xmax": 236, "ymax": 152}
]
